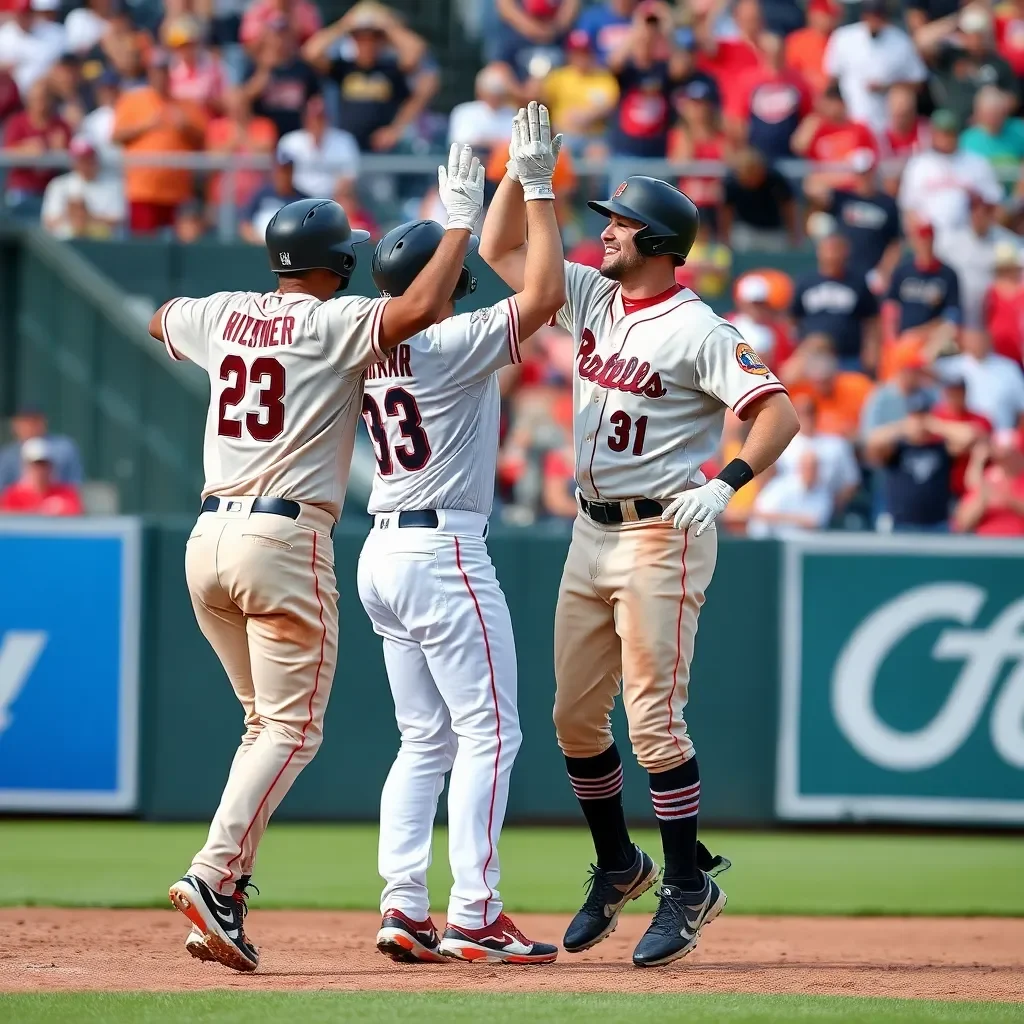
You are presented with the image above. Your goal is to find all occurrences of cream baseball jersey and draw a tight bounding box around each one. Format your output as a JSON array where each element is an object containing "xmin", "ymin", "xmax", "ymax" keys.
[
  {"xmin": 362, "ymin": 297, "xmax": 522, "ymax": 515},
  {"xmin": 553, "ymin": 263, "xmax": 786, "ymax": 501},
  {"xmin": 161, "ymin": 289, "xmax": 389, "ymax": 517}
]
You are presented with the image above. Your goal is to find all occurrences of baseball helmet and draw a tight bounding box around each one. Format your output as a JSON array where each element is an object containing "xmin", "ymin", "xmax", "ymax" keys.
[
  {"xmin": 588, "ymin": 176, "xmax": 700, "ymax": 264},
  {"xmin": 371, "ymin": 219, "xmax": 478, "ymax": 302},
  {"xmin": 265, "ymin": 198, "xmax": 370, "ymax": 289}
]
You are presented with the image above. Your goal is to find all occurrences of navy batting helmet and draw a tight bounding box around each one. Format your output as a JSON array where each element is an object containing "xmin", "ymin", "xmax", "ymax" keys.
[
  {"xmin": 588, "ymin": 176, "xmax": 700, "ymax": 264},
  {"xmin": 265, "ymin": 199, "xmax": 370, "ymax": 289},
  {"xmin": 371, "ymin": 219, "xmax": 478, "ymax": 302}
]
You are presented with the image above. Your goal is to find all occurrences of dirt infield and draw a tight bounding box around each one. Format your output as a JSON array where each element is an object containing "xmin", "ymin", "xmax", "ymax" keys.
[{"xmin": 1, "ymin": 910, "xmax": 1021, "ymax": 1001}]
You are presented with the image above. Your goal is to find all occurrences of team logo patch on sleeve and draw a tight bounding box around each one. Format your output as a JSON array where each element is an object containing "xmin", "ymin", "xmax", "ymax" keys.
[
  {"xmin": 470, "ymin": 306, "xmax": 493, "ymax": 323},
  {"xmin": 735, "ymin": 342, "xmax": 770, "ymax": 376}
]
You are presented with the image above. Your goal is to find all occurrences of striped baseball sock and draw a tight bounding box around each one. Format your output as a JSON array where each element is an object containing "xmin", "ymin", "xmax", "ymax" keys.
[
  {"xmin": 649, "ymin": 756, "xmax": 701, "ymax": 890},
  {"xmin": 565, "ymin": 745, "xmax": 635, "ymax": 872}
]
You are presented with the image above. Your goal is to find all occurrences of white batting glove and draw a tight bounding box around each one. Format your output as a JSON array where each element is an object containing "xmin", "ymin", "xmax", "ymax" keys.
[
  {"xmin": 505, "ymin": 108, "xmax": 523, "ymax": 182},
  {"xmin": 438, "ymin": 143, "xmax": 485, "ymax": 232},
  {"xmin": 661, "ymin": 479, "xmax": 735, "ymax": 536},
  {"xmin": 513, "ymin": 100, "xmax": 563, "ymax": 202}
]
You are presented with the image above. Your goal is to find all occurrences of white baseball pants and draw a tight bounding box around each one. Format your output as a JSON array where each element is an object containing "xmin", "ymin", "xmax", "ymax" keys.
[{"xmin": 357, "ymin": 510, "xmax": 522, "ymax": 929}]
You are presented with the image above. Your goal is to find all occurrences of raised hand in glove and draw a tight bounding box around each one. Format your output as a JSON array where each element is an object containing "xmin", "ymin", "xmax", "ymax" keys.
[
  {"xmin": 513, "ymin": 100, "xmax": 563, "ymax": 202},
  {"xmin": 438, "ymin": 142, "xmax": 485, "ymax": 232},
  {"xmin": 505, "ymin": 108, "xmax": 523, "ymax": 182},
  {"xmin": 661, "ymin": 479, "xmax": 735, "ymax": 536}
]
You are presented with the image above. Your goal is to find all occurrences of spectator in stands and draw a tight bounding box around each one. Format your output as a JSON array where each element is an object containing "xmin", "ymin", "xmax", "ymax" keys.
[
  {"xmin": 861, "ymin": 347, "xmax": 936, "ymax": 437},
  {"xmin": 78, "ymin": 69, "xmax": 119, "ymax": 158},
  {"xmin": 241, "ymin": 18, "xmax": 320, "ymax": 138},
  {"xmin": 0, "ymin": 0, "xmax": 67, "ymax": 99},
  {"xmin": 882, "ymin": 82, "xmax": 931, "ymax": 163},
  {"xmin": 935, "ymin": 190, "xmax": 1023, "ymax": 329},
  {"xmin": 240, "ymin": 0, "xmax": 321, "ymax": 53},
  {"xmin": 0, "ymin": 70, "xmax": 20, "ymax": 129},
  {"xmin": 983, "ymin": 243, "xmax": 1024, "ymax": 362},
  {"xmin": 792, "ymin": 82, "xmax": 878, "ymax": 194},
  {"xmin": 933, "ymin": 372, "xmax": 992, "ymax": 494},
  {"xmin": 539, "ymin": 28, "xmax": 618, "ymax": 154},
  {"xmin": 165, "ymin": 14, "xmax": 227, "ymax": 114},
  {"xmin": 905, "ymin": 0, "xmax": 959, "ymax": 36},
  {"xmin": 721, "ymin": 146, "xmax": 798, "ymax": 251},
  {"xmin": 727, "ymin": 274, "xmax": 793, "ymax": 370},
  {"xmin": 809, "ymin": 148, "xmax": 901, "ymax": 291},
  {"xmin": 448, "ymin": 62, "xmax": 517, "ymax": 154},
  {"xmin": 206, "ymin": 86, "xmax": 277, "ymax": 212},
  {"xmin": 65, "ymin": 0, "xmax": 115, "ymax": 57},
  {"xmin": 0, "ymin": 407, "xmax": 82, "ymax": 490},
  {"xmin": 41, "ymin": 136, "xmax": 123, "ymax": 238},
  {"xmin": 239, "ymin": 153, "xmax": 306, "ymax": 242},
  {"xmin": 173, "ymin": 197, "xmax": 208, "ymax": 243},
  {"xmin": 994, "ymin": 0, "xmax": 1024, "ymax": 80},
  {"xmin": 674, "ymin": 216, "xmax": 733, "ymax": 298},
  {"xmin": 823, "ymin": 0, "xmax": 926, "ymax": 136},
  {"xmin": 668, "ymin": 78, "xmax": 728, "ymax": 232},
  {"xmin": 954, "ymin": 430, "xmax": 1024, "ymax": 534},
  {"xmin": 575, "ymin": 0, "xmax": 638, "ymax": 65},
  {"xmin": 606, "ymin": 0, "xmax": 687, "ymax": 158},
  {"xmin": 48, "ymin": 55, "xmax": 88, "ymax": 133},
  {"xmin": 112, "ymin": 48, "xmax": 207, "ymax": 235},
  {"xmin": 303, "ymin": 2, "xmax": 438, "ymax": 152},
  {"xmin": 726, "ymin": 32, "xmax": 810, "ymax": 163},
  {"xmin": 2, "ymin": 79, "xmax": 70, "ymax": 212},
  {"xmin": 784, "ymin": 0, "xmax": 839, "ymax": 97},
  {"xmin": 80, "ymin": 9, "xmax": 149, "ymax": 89},
  {"xmin": 792, "ymin": 228, "xmax": 880, "ymax": 371},
  {"xmin": 493, "ymin": 0, "xmax": 580, "ymax": 75},
  {"xmin": 0, "ymin": 438, "xmax": 83, "ymax": 516},
  {"xmin": 334, "ymin": 176, "xmax": 378, "ymax": 238},
  {"xmin": 885, "ymin": 218, "xmax": 961, "ymax": 341},
  {"xmin": 959, "ymin": 85, "xmax": 1024, "ymax": 189},
  {"xmin": 746, "ymin": 448, "xmax": 834, "ymax": 536},
  {"xmin": 865, "ymin": 390, "xmax": 980, "ymax": 531},
  {"xmin": 694, "ymin": 0, "xmax": 769, "ymax": 116},
  {"xmin": 917, "ymin": 5, "xmax": 1018, "ymax": 129},
  {"xmin": 899, "ymin": 109, "xmax": 1002, "ymax": 238},
  {"xmin": 277, "ymin": 94, "xmax": 358, "ymax": 199},
  {"xmin": 936, "ymin": 327, "xmax": 1024, "ymax": 429},
  {"xmin": 784, "ymin": 333, "xmax": 874, "ymax": 439}
]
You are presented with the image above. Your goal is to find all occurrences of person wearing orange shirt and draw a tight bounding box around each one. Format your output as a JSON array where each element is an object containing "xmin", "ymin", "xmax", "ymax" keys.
[
  {"xmin": 784, "ymin": 0, "xmax": 840, "ymax": 96},
  {"xmin": 112, "ymin": 47, "xmax": 207, "ymax": 234},
  {"xmin": 0, "ymin": 438, "xmax": 83, "ymax": 516},
  {"xmin": 205, "ymin": 86, "xmax": 277, "ymax": 210}
]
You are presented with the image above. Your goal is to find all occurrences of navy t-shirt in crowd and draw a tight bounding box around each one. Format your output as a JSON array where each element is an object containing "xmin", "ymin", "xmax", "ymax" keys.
[
  {"xmin": 329, "ymin": 54, "xmax": 411, "ymax": 149},
  {"xmin": 610, "ymin": 60, "xmax": 675, "ymax": 158},
  {"xmin": 245, "ymin": 58, "xmax": 321, "ymax": 137},
  {"xmin": 790, "ymin": 270, "xmax": 879, "ymax": 359},
  {"xmin": 746, "ymin": 77, "xmax": 806, "ymax": 162},
  {"xmin": 723, "ymin": 167, "xmax": 792, "ymax": 230},
  {"xmin": 887, "ymin": 258, "xmax": 962, "ymax": 333},
  {"xmin": 829, "ymin": 189, "xmax": 900, "ymax": 277},
  {"xmin": 884, "ymin": 439, "xmax": 952, "ymax": 526}
]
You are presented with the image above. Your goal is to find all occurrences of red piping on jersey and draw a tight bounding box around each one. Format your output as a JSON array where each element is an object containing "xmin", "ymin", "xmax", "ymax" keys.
[
  {"xmin": 220, "ymin": 531, "xmax": 327, "ymax": 891},
  {"xmin": 585, "ymin": 298, "xmax": 700, "ymax": 499},
  {"xmin": 620, "ymin": 284, "xmax": 682, "ymax": 316},
  {"xmin": 508, "ymin": 297, "xmax": 521, "ymax": 363},
  {"xmin": 667, "ymin": 530, "xmax": 689, "ymax": 761},
  {"xmin": 370, "ymin": 299, "xmax": 388, "ymax": 363},
  {"xmin": 454, "ymin": 536, "xmax": 501, "ymax": 927},
  {"xmin": 733, "ymin": 382, "xmax": 787, "ymax": 418},
  {"xmin": 162, "ymin": 298, "xmax": 185, "ymax": 361}
]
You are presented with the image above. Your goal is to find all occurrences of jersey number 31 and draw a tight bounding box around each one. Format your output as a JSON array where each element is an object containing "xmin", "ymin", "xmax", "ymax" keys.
[{"xmin": 362, "ymin": 388, "xmax": 431, "ymax": 475}]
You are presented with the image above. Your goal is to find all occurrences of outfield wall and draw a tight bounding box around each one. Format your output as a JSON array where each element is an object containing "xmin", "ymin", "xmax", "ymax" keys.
[{"xmin": 2, "ymin": 522, "xmax": 1021, "ymax": 826}]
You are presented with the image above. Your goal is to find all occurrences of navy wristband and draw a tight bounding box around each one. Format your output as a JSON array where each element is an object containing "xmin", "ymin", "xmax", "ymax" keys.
[{"xmin": 717, "ymin": 458, "xmax": 754, "ymax": 492}]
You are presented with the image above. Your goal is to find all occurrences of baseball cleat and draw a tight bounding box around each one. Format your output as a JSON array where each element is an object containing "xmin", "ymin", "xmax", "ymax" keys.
[
  {"xmin": 169, "ymin": 874, "xmax": 259, "ymax": 973},
  {"xmin": 439, "ymin": 912, "xmax": 558, "ymax": 964},
  {"xmin": 631, "ymin": 873, "xmax": 727, "ymax": 967},
  {"xmin": 184, "ymin": 926, "xmax": 217, "ymax": 963},
  {"xmin": 376, "ymin": 908, "xmax": 446, "ymax": 963},
  {"xmin": 563, "ymin": 845, "xmax": 661, "ymax": 953}
]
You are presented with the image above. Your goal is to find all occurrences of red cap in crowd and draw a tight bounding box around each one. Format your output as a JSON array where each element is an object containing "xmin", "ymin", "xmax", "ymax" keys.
[
  {"xmin": 566, "ymin": 28, "xmax": 592, "ymax": 51},
  {"xmin": 808, "ymin": 0, "xmax": 841, "ymax": 15},
  {"xmin": 69, "ymin": 137, "xmax": 96, "ymax": 158},
  {"xmin": 523, "ymin": 0, "xmax": 560, "ymax": 18}
]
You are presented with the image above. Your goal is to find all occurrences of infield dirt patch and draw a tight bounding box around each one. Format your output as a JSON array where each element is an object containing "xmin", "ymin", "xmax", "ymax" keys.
[{"xmin": 1, "ymin": 910, "xmax": 1021, "ymax": 1002}]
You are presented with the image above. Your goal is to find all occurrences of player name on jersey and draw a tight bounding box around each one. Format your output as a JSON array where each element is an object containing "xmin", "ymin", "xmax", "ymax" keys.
[
  {"xmin": 365, "ymin": 343, "xmax": 413, "ymax": 381},
  {"xmin": 577, "ymin": 328, "xmax": 667, "ymax": 399},
  {"xmin": 223, "ymin": 311, "xmax": 297, "ymax": 349}
]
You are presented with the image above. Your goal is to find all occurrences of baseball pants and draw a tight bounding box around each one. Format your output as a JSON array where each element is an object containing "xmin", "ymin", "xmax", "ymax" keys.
[
  {"xmin": 184, "ymin": 499, "xmax": 338, "ymax": 894},
  {"xmin": 553, "ymin": 513, "xmax": 717, "ymax": 773},
  {"xmin": 357, "ymin": 511, "xmax": 522, "ymax": 930}
]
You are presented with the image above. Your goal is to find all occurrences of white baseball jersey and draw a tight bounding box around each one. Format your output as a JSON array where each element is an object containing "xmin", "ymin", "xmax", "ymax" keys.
[
  {"xmin": 162, "ymin": 289, "xmax": 389, "ymax": 518},
  {"xmin": 553, "ymin": 262, "xmax": 786, "ymax": 501},
  {"xmin": 362, "ymin": 297, "xmax": 522, "ymax": 514}
]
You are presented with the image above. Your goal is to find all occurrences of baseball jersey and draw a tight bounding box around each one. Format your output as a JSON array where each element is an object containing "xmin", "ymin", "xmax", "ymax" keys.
[
  {"xmin": 553, "ymin": 262, "xmax": 786, "ymax": 502},
  {"xmin": 161, "ymin": 289, "xmax": 389, "ymax": 518},
  {"xmin": 362, "ymin": 297, "xmax": 522, "ymax": 515}
]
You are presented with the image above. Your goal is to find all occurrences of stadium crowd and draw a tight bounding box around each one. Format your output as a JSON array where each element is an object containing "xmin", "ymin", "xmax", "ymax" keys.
[{"xmin": 1, "ymin": 0, "xmax": 1023, "ymax": 535}]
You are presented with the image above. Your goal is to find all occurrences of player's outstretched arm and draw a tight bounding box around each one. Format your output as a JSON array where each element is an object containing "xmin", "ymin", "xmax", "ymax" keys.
[
  {"xmin": 378, "ymin": 143, "xmax": 484, "ymax": 352},
  {"xmin": 479, "ymin": 110, "xmax": 529, "ymax": 294}
]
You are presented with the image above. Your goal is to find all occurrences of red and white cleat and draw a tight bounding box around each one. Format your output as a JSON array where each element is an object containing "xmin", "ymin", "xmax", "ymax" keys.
[
  {"xmin": 376, "ymin": 908, "xmax": 446, "ymax": 963},
  {"xmin": 439, "ymin": 913, "xmax": 558, "ymax": 965}
]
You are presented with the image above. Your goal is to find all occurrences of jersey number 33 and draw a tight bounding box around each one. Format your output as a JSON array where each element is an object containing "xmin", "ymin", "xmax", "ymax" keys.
[{"xmin": 361, "ymin": 388, "xmax": 431, "ymax": 475}]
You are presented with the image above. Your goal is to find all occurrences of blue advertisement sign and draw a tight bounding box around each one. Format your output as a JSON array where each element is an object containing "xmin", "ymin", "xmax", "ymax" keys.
[
  {"xmin": 777, "ymin": 534, "xmax": 1024, "ymax": 824},
  {"xmin": 0, "ymin": 518, "xmax": 140, "ymax": 812}
]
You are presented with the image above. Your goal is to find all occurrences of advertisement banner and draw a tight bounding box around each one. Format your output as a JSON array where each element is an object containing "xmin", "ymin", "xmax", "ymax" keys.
[
  {"xmin": 0, "ymin": 518, "xmax": 141, "ymax": 812},
  {"xmin": 777, "ymin": 534, "xmax": 1024, "ymax": 823}
]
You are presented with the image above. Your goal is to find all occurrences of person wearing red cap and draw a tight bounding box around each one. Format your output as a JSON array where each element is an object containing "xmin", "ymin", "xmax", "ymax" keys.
[
  {"xmin": 784, "ymin": 0, "xmax": 840, "ymax": 96},
  {"xmin": 41, "ymin": 134, "xmax": 124, "ymax": 237}
]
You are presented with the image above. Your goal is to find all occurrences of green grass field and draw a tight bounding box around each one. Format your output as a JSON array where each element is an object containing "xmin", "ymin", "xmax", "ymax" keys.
[{"xmin": 2, "ymin": 822, "xmax": 1022, "ymax": 1023}]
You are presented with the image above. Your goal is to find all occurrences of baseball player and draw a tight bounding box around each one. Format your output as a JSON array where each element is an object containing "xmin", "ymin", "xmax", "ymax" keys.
[
  {"xmin": 481, "ymin": 104, "xmax": 799, "ymax": 967},
  {"xmin": 148, "ymin": 144, "xmax": 487, "ymax": 973},
  {"xmin": 359, "ymin": 108, "xmax": 565, "ymax": 966}
]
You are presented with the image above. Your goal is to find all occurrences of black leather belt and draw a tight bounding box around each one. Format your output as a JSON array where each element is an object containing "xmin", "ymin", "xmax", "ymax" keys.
[
  {"xmin": 579, "ymin": 497, "xmax": 664, "ymax": 525},
  {"xmin": 396, "ymin": 510, "xmax": 439, "ymax": 528},
  {"xmin": 201, "ymin": 495, "xmax": 334, "ymax": 536}
]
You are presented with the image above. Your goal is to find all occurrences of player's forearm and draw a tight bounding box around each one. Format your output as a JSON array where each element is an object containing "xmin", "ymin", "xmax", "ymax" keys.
[
  {"xmin": 516, "ymin": 196, "xmax": 565, "ymax": 336},
  {"xmin": 734, "ymin": 392, "xmax": 799, "ymax": 475},
  {"xmin": 479, "ymin": 172, "xmax": 528, "ymax": 290}
]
